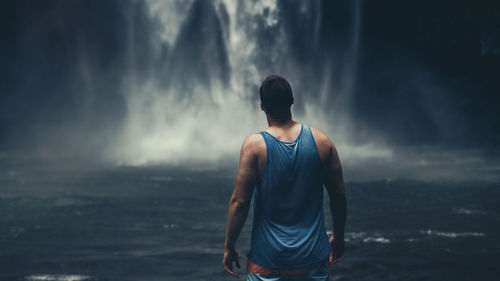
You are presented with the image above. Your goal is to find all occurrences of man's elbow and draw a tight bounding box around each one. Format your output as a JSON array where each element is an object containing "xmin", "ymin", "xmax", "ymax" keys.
[
  {"xmin": 336, "ymin": 188, "xmax": 346, "ymax": 197},
  {"xmin": 330, "ymin": 193, "xmax": 346, "ymax": 204},
  {"xmin": 230, "ymin": 198, "xmax": 251, "ymax": 210},
  {"xmin": 335, "ymin": 182, "xmax": 346, "ymax": 196},
  {"xmin": 327, "ymin": 182, "xmax": 345, "ymax": 198}
]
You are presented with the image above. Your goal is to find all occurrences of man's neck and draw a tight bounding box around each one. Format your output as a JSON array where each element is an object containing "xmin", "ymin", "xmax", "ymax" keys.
[{"xmin": 266, "ymin": 113, "xmax": 295, "ymax": 128}]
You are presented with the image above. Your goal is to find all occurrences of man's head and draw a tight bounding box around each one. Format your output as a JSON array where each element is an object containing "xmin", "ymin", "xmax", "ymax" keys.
[{"xmin": 259, "ymin": 75, "xmax": 294, "ymax": 120}]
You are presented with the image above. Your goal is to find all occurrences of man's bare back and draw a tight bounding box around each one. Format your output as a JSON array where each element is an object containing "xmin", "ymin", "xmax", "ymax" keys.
[{"xmin": 240, "ymin": 120, "xmax": 341, "ymax": 185}]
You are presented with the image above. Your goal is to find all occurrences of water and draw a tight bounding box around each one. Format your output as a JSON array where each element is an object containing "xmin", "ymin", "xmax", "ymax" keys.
[{"xmin": 1, "ymin": 160, "xmax": 499, "ymax": 281}]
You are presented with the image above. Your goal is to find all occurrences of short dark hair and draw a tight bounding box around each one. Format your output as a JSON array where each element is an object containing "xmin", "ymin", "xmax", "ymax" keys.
[{"xmin": 259, "ymin": 75, "xmax": 294, "ymax": 117}]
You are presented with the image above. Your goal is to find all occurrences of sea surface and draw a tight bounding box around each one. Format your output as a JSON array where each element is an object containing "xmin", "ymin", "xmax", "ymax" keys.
[{"xmin": 0, "ymin": 159, "xmax": 499, "ymax": 281}]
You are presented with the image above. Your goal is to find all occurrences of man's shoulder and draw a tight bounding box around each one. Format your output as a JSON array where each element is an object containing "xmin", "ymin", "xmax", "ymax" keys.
[
  {"xmin": 309, "ymin": 125, "xmax": 337, "ymax": 166},
  {"xmin": 243, "ymin": 132, "xmax": 264, "ymax": 145},
  {"xmin": 241, "ymin": 132, "xmax": 266, "ymax": 153},
  {"xmin": 309, "ymin": 126, "xmax": 334, "ymax": 148}
]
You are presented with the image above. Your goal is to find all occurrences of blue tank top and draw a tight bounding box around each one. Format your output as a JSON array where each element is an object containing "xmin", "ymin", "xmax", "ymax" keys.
[{"xmin": 246, "ymin": 123, "xmax": 332, "ymax": 270}]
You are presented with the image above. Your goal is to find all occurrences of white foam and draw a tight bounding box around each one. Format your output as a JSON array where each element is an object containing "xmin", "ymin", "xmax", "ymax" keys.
[
  {"xmin": 362, "ymin": 237, "xmax": 390, "ymax": 243},
  {"xmin": 25, "ymin": 275, "xmax": 91, "ymax": 281},
  {"xmin": 452, "ymin": 208, "xmax": 487, "ymax": 215},
  {"xmin": 347, "ymin": 232, "xmax": 367, "ymax": 239},
  {"xmin": 420, "ymin": 230, "xmax": 486, "ymax": 238},
  {"xmin": 162, "ymin": 223, "xmax": 178, "ymax": 229}
]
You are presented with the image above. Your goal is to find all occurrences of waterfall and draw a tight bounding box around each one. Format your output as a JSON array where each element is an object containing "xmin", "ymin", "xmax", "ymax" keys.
[{"xmin": 111, "ymin": 0, "xmax": 392, "ymax": 166}]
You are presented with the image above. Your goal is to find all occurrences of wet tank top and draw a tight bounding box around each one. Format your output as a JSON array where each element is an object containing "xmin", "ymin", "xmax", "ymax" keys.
[{"xmin": 245, "ymin": 123, "xmax": 332, "ymax": 270}]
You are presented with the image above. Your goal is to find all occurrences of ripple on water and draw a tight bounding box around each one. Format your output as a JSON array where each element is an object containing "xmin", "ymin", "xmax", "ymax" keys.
[
  {"xmin": 25, "ymin": 275, "xmax": 93, "ymax": 281},
  {"xmin": 420, "ymin": 229, "xmax": 486, "ymax": 238},
  {"xmin": 362, "ymin": 237, "xmax": 391, "ymax": 243},
  {"xmin": 452, "ymin": 208, "xmax": 487, "ymax": 215}
]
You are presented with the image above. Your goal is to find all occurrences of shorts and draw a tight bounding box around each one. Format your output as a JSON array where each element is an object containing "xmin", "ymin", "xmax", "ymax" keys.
[{"xmin": 246, "ymin": 261, "xmax": 330, "ymax": 281}]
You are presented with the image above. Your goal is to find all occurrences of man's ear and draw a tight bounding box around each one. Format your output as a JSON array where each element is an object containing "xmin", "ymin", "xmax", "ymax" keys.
[
  {"xmin": 260, "ymin": 101, "xmax": 264, "ymax": 111},
  {"xmin": 291, "ymin": 97, "xmax": 294, "ymax": 105}
]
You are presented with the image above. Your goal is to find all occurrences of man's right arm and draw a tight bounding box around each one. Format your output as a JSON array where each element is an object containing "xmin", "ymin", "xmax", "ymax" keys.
[{"xmin": 323, "ymin": 138, "xmax": 347, "ymax": 263}]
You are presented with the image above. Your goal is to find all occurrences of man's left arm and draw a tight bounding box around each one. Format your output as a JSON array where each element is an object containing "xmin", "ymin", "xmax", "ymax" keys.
[{"xmin": 223, "ymin": 134, "xmax": 259, "ymax": 278}]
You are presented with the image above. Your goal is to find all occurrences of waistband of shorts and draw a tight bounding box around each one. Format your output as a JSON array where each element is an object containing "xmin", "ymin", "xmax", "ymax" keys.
[{"xmin": 247, "ymin": 257, "xmax": 329, "ymax": 275}]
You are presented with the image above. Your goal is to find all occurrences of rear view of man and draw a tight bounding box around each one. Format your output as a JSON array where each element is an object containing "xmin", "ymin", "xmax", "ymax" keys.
[{"xmin": 223, "ymin": 75, "xmax": 347, "ymax": 280}]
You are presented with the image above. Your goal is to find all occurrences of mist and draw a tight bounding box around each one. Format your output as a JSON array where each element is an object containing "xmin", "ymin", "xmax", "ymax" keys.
[{"xmin": 1, "ymin": 0, "xmax": 499, "ymax": 181}]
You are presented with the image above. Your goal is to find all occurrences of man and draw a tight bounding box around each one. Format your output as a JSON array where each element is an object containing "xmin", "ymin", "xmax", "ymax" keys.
[{"xmin": 223, "ymin": 75, "xmax": 347, "ymax": 280}]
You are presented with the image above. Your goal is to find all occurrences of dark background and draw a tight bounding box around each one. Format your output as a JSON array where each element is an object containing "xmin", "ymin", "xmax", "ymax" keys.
[{"xmin": 1, "ymin": 0, "xmax": 499, "ymax": 171}]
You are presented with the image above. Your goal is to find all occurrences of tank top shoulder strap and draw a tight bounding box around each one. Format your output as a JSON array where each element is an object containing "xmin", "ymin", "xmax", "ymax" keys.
[
  {"xmin": 259, "ymin": 130, "xmax": 270, "ymax": 141},
  {"xmin": 301, "ymin": 123, "xmax": 310, "ymax": 136},
  {"xmin": 301, "ymin": 123, "xmax": 313, "ymax": 142}
]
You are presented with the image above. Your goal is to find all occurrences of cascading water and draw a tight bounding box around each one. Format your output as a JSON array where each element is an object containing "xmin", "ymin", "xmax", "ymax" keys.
[{"xmin": 111, "ymin": 0, "xmax": 392, "ymax": 166}]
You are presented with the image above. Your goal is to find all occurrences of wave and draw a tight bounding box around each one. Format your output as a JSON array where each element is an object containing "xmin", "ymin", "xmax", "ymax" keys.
[
  {"xmin": 452, "ymin": 208, "xmax": 487, "ymax": 215},
  {"xmin": 420, "ymin": 229, "xmax": 486, "ymax": 238},
  {"xmin": 362, "ymin": 237, "xmax": 391, "ymax": 243},
  {"xmin": 342, "ymin": 232, "xmax": 390, "ymax": 243},
  {"xmin": 25, "ymin": 275, "xmax": 92, "ymax": 281}
]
